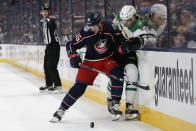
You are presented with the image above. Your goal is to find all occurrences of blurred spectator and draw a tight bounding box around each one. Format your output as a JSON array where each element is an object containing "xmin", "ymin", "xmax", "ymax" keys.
[
  {"xmin": 177, "ymin": 10, "xmax": 195, "ymax": 42},
  {"xmin": 61, "ymin": 27, "xmax": 71, "ymax": 44},
  {"xmin": 170, "ymin": 0, "xmax": 196, "ymax": 48},
  {"xmin": 0, "ymin": 0, "xmax": 195, "ymax": 49},
  {"xmin": 170, "ymin": 1, "xmax": 181, "ymax": 32},
  {"xmin": 147, "ymin": 3, "xmax": 168, "ymax": 48},
  {"xmin": 139, "ymin": 0, "xmax": 153, "ymax": 15},
  {"xmin": 0, "ymin": 27, "xmax": 2, "ymax": 43},
  {"xmin": 170, "ymin": 31, "xmax": 187, "ymax": 48}
]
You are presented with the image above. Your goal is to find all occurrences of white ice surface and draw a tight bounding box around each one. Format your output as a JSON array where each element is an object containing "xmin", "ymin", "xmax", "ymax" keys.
[{"xmin": 0, "ymin": 63, "xmax": 161, "ymax": 131}]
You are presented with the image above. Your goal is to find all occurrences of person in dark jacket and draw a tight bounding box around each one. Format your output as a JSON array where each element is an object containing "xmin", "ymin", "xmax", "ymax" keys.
[{"xmin": 39, "ymin": 3, "xmax": 63, "ymax": 93}]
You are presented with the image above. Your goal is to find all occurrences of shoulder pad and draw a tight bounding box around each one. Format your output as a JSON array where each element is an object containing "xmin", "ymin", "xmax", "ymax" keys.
[{"xmin": 100, "ymin": 21, "xmax": 114, "ymax": 32}]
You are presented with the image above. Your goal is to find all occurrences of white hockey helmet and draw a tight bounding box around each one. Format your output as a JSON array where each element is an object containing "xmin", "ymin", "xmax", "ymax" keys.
[
  {"xmin": 120, "ymin": 5, "xmax": 136, "ymax": 20},
  {"xmin": 151, "ymin": 4, "xmax": 167, "ymax": 19}
]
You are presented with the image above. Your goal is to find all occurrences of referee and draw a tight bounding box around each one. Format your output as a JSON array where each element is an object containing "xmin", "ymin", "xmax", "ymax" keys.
[{"xmin": 39, "ymin": 3, "xmax": 62, "ymax": 93}]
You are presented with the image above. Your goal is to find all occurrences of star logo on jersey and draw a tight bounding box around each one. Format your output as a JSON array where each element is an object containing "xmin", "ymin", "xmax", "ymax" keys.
[
  {"xmin": 137, "ymin": 20, "xmax": 143, "ymax": 27},
  {"xmin": 94, "ymin": 39, "xmax": 108, "ymax": 54}
]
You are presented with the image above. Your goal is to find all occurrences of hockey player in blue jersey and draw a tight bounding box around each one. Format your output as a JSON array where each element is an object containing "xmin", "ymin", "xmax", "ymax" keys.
[{"xmin": 50, "ymin": 12, "xmax": 125, "ymax": 122}]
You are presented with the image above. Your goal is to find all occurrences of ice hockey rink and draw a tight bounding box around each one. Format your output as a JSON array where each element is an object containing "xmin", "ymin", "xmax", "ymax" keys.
[{"xmin": 0, "ymin": 63, "xmax": 162, "ymax": 131}]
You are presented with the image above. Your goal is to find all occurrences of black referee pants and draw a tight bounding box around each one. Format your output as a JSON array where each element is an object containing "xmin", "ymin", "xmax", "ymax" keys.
[{"xmin": 44, "ymin": 42, "xmax": 62, "ymax": 87}]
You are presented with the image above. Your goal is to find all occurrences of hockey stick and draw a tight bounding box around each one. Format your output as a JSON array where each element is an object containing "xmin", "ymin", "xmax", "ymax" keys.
[{"xmin": 80, "ymin": 64, "xmax": 158, "ymax": 90}]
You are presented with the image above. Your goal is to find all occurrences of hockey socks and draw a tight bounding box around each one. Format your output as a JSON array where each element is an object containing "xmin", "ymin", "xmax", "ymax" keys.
[
  {"xmin": 109, "ymin": 66, "xmax": 124, "ymax": 101},
  {"xmin": 60, "ymin": 81, "xmax": 88, "ymax": 110}
]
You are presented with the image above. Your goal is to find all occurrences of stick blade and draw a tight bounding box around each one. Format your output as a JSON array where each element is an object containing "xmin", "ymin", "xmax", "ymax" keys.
[{"xmin": 149, "ymin": 75, "xmax": 159, "ymax": 89}]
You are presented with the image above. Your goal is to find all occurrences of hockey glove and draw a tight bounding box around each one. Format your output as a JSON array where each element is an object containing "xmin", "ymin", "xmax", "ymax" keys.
[
  {"xmin": 118, "ymin": 44, "xmax": 129, "ymax": 54},
  {"xmin": 68, "ymin": 52, "xmax": 82, "ymax": 69},
  {"xmin": 125, "ymin": 37, "xmax": 144, "ymax": 51}
]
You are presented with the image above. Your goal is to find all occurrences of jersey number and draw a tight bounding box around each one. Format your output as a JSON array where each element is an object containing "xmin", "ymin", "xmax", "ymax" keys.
[{"xmin": 75, "ymin": 34, "xmax": 82, "ymax": 41}]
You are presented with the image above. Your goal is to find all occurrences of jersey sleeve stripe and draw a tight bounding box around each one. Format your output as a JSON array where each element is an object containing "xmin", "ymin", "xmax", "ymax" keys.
[{"xmin": 73, "ymin": 34, "xmax": 97, "ymax": 45}]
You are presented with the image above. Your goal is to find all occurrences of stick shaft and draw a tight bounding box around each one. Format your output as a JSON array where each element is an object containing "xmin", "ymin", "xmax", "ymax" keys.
[{"xmin": 81, "ymin": 64, "xmax": 150, "ymax": 90}]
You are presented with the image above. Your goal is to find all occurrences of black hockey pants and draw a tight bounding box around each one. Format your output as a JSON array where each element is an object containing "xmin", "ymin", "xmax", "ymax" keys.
[{"xmin": 44, "ymin": 42, "xmax": 62, "ymax": 87}]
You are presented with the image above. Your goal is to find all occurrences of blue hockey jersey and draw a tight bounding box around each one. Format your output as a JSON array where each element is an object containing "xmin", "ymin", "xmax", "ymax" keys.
[{"xmin": 66, "ymin": 21, "xmax": 117, "ymax": 61}]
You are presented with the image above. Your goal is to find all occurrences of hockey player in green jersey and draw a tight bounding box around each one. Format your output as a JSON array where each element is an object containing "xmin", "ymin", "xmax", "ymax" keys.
[
  {"xmin": 149, "ymin": 3, "xmax": 167, "ymax": 47},
  {"xmin": 107, "ymin": 5, "xmax": 146, "ymax": 120},
  {"xmin": 107, "ymin": 4, "xmax": 167, "ymax": 120},
  {"xmin": 136, "ymin": 3, "xmax": 167, "ymax": 47}
]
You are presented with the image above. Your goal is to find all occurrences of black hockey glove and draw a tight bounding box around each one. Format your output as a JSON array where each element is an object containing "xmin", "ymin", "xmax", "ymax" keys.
[
  {"xmin": 114, "ymin": 30, "xmax": 125, "ymax": 44},
  {"xmin": 68, "ymin": 52, "xmax": 82, "ymax": 69},
  {"xmin": 125, "ymin": 37, "xmax": 144, "ymax": 51},
  {"xmin": 118, "ymin": 44, "xmax": 129, "ymax": 54}
]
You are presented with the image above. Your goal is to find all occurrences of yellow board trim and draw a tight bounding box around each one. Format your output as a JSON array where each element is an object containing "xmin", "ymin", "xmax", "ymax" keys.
[
  {"xmin": 140, "ymin": 106, "xmax": 196, "ymax": 131},
  {"xmin": 0, "ymin": 58, "xmax": 196, "ymax": 131}
]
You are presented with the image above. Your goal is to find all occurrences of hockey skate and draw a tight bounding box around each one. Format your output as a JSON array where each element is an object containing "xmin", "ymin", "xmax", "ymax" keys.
[
  {"xmin": 125, "ymin": 103, "xmax": 138, "ymax": 120},
  {"xmin": 111, "ymin": 100, "xmax": 122, "ymax": 121},
  {"xmin": 107, "ymin": 98, "xmax": 114, "ymax": 114},
  {"xmin": 48, "ymin": 86, "xmax": 64, "ymax": 93},
  {"xmin": 39, "ymin": 86, "xmax": 52, "ymax": 93},
  {"xmin": 50, "ymin": 108, "xmax": 65, "ymax": 123}
]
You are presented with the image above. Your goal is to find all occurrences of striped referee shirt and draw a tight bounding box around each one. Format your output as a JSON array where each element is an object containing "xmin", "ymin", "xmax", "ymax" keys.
[{"xmin": 42, "ymin": 18, "xmax": 59, "ymax": 44}]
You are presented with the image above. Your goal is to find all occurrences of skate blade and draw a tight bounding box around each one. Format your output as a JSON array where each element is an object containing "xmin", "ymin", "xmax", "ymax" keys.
[
  {"xmin": 48, "ymin": 90, "xmax": 64, "ymax": 94},
  {"xmin": 39, "ymin": 90, "xmax": 49, "ymax": 93},
  {"xmin": 125, "ymin": 113, "xmax": 137, "ymax": 120},
  {"xmin": 112, "ymin": 114, "xmax": 122, "ymax": 121}
]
